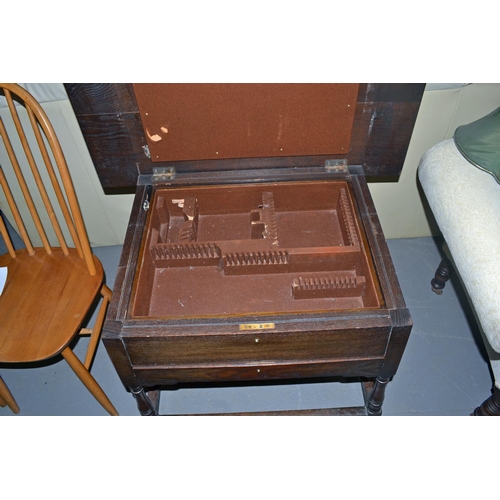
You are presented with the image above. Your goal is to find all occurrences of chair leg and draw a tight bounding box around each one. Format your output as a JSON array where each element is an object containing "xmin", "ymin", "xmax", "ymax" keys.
[
  {"xmin": 472, "ymin": 386, "xmax": 500, "ymax": 416},
  {"xmin": 431, "ymin": 256, "xmax": 453, "ymax": 295},
  {"xmin": 0, "ymin": 375, "xmax": 20, "ymax": 414},
  {"xmin": 61, "ymin": 347, "xmax": 119, "ymax": 416}
]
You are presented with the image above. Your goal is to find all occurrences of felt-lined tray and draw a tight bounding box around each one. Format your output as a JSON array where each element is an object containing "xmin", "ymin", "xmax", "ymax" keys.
[{"xmin": 131, "ymin": 180, "xmax": 382, "ymax": 319}]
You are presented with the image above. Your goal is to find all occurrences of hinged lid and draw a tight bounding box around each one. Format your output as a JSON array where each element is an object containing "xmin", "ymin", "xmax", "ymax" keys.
[{"xmin": 65, "ymin": 83, "xmax": 425, "ymax": 191}]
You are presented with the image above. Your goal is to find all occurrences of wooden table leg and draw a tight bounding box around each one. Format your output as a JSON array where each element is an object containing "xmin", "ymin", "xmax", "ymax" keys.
[
  {"xmin": 130, "ymin": 386, "xmax": 158, "ymax": 416},
  {"xmin": 366, "ymin": 377, "xmax": 390, "ymax": 416}
]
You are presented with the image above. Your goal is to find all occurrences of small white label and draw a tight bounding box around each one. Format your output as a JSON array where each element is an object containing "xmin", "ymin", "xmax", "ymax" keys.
[{"xmin": 239, "ymin": 322, "xmax": 275, "ymax": 331}]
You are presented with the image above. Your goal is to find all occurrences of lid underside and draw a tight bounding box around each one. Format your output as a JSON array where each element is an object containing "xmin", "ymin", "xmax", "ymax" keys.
[{"xmin": 133, "ymin": 84, "xmax": 359, "ymax": 163}]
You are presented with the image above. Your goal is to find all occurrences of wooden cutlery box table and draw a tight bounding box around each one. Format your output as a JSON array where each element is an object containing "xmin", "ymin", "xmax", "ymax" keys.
[{"xmin": 66, "ymin": 83, "xmax": 424, "ymax": 415}]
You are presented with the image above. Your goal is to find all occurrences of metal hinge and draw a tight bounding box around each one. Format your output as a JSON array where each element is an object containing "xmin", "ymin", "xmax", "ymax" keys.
[
  {"xmin": 325, "ymin": 159, "xmax": 348, "ymax": 173},
  {"xmin": 153, "ymin": 166, "xmax": 176, "ymax": 181}
]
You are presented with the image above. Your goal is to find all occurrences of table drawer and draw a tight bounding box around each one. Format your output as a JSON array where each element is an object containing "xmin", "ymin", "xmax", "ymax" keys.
[{"xmin": 133, "ymin": 358, "xmax": 384, "ymax": 385}]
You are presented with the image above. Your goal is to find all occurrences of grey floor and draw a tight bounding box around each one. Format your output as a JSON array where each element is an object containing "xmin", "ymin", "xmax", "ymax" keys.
[{"xmin": 0, "ymin": 236, "xmax": 494, "ymax": 416}]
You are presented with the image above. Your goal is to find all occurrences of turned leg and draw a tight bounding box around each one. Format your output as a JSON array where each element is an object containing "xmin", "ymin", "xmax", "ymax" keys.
[
  {"xmin": 130, "ymin": 386, "xmax": 158, "ymax": 416},
  {"xmin": 472, "ymin": 386, "xmax": 500, "ymax": 416},
  {"xmin": 431, "ymin": 256, "xmax": 453, "ymax": 295},
  {"xmin": 366, "ymin": 377, "xmax": 390, "ymax": 416}
]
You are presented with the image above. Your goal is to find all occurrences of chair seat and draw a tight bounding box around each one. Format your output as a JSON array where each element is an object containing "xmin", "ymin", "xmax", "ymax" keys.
[
  {"xmin": 418, "ymin": 139, "xmax": 500, "ymax": 353},
  {"xmin": 0, "ymin": 248, "xmax": 103, "ymax": 363}
]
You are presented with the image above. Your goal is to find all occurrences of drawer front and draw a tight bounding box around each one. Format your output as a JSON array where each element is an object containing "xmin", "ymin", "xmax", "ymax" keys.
[
  {"xmin": 133, "ymin": 358, "xmax": 384, "ymax": 385},
  {"xmin": 125, "ymin": 326, "xmax": 390, "ymax": 367}
]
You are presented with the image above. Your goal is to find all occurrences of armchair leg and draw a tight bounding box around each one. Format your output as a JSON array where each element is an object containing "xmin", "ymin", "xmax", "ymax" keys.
[
  {"xmin": 472, "ymin": 386, "xmax": 500, "ymax": 416},
  {"xmin": 0, "ymin": 375, "xmax": 20, "ymax": 414},
  {"xmin": 431, "ymin": 256, "xmax": 453, "ymax": 295}
]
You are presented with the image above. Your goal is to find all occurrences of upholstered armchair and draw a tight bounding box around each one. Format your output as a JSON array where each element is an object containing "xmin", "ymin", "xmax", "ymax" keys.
[{"xmin": 418, "ymin": 106, "xmax": 500, "ymax": 415}]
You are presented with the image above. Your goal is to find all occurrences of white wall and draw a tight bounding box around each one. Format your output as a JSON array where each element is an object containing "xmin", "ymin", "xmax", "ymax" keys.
[{"xmin": 2, "ymin": 83, "xmax": 500, "ymax": 247}]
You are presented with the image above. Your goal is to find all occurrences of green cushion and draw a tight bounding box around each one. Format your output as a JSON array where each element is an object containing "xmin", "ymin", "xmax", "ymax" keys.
[{"xmin": 454, "ymin": 106, "xmax": 500, "ymax": 184}]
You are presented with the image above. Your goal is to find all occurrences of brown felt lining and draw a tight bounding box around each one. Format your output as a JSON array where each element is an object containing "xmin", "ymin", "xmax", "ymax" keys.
[{"xmin": 133, "ymin": 84, "xmax": 359, "ymax": 162}]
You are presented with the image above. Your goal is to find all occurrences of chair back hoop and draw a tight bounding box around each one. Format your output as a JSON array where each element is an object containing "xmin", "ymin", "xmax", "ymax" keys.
[{"xmin": 0, "ymin": 83, "xmax": 96, "ymax": 275}]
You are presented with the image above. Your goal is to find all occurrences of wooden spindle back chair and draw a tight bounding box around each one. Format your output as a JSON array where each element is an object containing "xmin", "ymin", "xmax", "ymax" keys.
[{"xmin": 0, "ymin": 83, "xmax": 118, "ymax": 415}]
